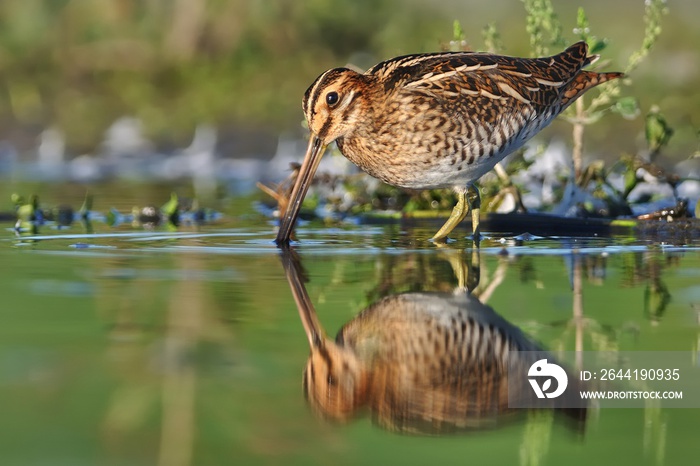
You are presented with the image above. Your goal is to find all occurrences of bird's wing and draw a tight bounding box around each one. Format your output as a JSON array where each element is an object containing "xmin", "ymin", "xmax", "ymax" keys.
[{"xmin": 370, "ymin": 42, "xmax": 593, "ymax": 110}]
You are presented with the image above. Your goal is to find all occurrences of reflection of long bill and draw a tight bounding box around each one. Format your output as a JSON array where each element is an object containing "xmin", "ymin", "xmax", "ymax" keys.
[
  {"xmin": 275, "ymin": 136, "xmax": 327, "ymax": 245},
  {"xmin": 279, "ymin": 248, "xmax": 325, "ymax": 349}
]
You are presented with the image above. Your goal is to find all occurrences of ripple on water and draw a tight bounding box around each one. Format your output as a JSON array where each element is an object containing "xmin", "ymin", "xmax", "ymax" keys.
[{"xmin": 4, "ymin": 222, "xmax": 700, "ymax": 257}]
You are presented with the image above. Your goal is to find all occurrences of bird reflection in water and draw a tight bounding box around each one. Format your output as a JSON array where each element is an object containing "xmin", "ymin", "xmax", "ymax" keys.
[{"xmin": 280, "ymin": 249, "xmax": 586, "ymax": 435}]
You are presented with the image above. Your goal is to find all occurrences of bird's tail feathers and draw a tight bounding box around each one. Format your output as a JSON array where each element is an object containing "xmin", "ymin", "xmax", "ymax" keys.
[{"xmin": 560, "ymin": 70, "xmax": 624, "ymax": 109}]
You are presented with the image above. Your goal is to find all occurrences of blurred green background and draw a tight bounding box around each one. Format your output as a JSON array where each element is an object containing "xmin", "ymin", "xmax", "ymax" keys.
[{"xmin": 0, "ymin": 0, "xmax": 697, "ymax": 161}]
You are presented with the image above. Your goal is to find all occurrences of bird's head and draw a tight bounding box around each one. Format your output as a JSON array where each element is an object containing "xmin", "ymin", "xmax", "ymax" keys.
[
  {"xmin": 275, "ymin": 68, "xmax": 369, "ymax": 245},
  {"xmin": 302, "ymin": 68, "xmax": 368, "ymax": 145},
  {"xmin": 303, "ymin": 338, "xmax": 369, "ymax": 422}
]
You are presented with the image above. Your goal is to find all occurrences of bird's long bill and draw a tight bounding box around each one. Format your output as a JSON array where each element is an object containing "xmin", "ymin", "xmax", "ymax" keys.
[
  {"xmin": 275, "ymin": 136, "xmax": 327, "ymax": 245},
  {"xmin": 280, "ymin": 247, "xmax": 325, "ymax": 349}
]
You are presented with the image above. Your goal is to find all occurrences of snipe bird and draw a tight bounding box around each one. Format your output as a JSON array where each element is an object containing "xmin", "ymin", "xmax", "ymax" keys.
[
  {"xmin": 275, "ymin": 41, "xmax": 622, "ymax": 244},
  {"xmin": 281, "ymin": 249, "xmax": 586, "ymax": 433}
]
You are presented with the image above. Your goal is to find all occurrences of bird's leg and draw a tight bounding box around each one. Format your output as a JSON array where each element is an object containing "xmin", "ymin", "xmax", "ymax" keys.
[
  {"xmin": 467, "ymin": 246, "xmax": 481, "ymax": 291},
  {"xmin": 442, "ymin": 248, "xmax": 481, "ymax": 292},
  {"xmin": 431, "ymin": 190, "xmax": 469, "ymax": 243},
  {"xmin": 467, "ymin": 185, "xmax": 481, "ymax": 244}
]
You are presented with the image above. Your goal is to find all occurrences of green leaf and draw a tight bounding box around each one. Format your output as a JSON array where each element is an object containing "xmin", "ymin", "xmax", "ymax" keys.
[
  {"xmin": 303, "ymin": 194, "xmax": 319, "ymax": 210},
  {"xmin": 453, "ymin": 20, "xmax": 465, "ymax": 42},
  {"xmin": 403, "ymin": 198, "xmax": 420, "ymax": 213},
  {"xmin": 589, "ymin": 38, "xmax": 607, "ymax": 54},
  {"xmin": 645, "ymin": 106, "xmax": 674, "ymax": 153},
  {"xmin": 623, "ymin": 168, "xmax": 638, "ymax": 198},
  {"xmin": 161, "ymin": 192, "xmax": 179, "ymax": 217},
  {"xmin": 11, "ymin": 193, "xmax": 24, "ymax": 208},
  {"xmin": 613, "ymin": 97, "xmax": 640, "ymax": 120}
]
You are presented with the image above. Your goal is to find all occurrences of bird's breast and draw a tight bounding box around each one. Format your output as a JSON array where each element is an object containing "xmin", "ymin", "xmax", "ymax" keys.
[
  {"xmin": 332, "ymin": 92, "xmax": 544, "ymax": 190},
  {"xmin": 336, "ymin": 127, "xmax": 514, "ymax": 190}
]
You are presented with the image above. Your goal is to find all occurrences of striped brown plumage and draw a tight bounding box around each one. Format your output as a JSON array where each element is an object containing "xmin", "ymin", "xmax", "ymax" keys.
[{"xmin": 276, "ymin": 41, "xmax": 622, "ymax": 244}]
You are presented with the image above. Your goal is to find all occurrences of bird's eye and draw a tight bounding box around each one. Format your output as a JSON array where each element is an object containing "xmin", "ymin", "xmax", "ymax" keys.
[{"xmin": 326, "ymin": 91, "xmax": 339, "ymax": 107}]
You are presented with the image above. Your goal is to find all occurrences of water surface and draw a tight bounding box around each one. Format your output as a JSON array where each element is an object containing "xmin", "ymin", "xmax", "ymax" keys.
[{"xmin": 1, "ymin": 195, "xmax": 699, "ymax": 466}]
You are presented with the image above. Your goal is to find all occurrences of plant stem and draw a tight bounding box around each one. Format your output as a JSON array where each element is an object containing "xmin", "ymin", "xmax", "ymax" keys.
[{"xmin": 572, "ymin": 98, "xmax": 585, "ymax": 183}]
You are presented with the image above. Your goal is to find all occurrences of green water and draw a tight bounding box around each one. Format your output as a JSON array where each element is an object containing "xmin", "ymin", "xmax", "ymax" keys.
[{"xmin": 1, "ymin": 192, "xmax": 699, "ymax": 466}]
